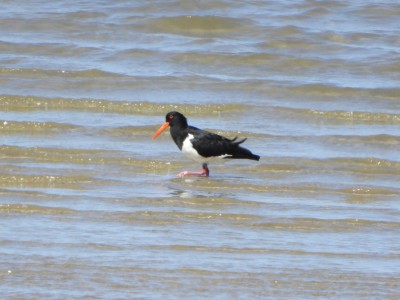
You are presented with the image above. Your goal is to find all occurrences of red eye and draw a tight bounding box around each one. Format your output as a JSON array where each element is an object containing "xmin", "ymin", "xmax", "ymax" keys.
[{"xmin": 169, "ymin": 114, "xmax": 174, "ymax": 120}]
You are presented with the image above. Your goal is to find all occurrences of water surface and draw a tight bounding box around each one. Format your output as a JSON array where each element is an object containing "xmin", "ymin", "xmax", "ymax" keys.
[{"xmin": 1, "ymin": 1, "xmax": 400, "ymax": 299}]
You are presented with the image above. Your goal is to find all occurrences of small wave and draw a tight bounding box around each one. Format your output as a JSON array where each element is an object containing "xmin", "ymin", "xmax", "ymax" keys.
[
  {"xmin": 118, "ymin": 210, "xmax": 263, "ymax": 225},
  {"xmin": 0, "ymin": 94, "xmax": 246, "ymax": 115},
  {"xmin": 0, "ymin": 145, "xmax": 177, "ymax": 173},
  {"xmin": 0, "ymin": 67, "xmax": 123, "ymax": 79},
  {"xmin": 104, "ymin": 125, "xmax": 160, "ymax": 138},
  {"xmin": 341, "ymin": 185, "xmax": 399, "ymax": 196},
  {"xmin": 0, "ymin": 40, "xmax": 101, "ymax": 58},
  {"xmin": 334, "ymin": 134, "xmax": 400, "ymax": 146},
  {"xmin": 252, "ymin": 217, "xmax": 400, "ymax": 232},
  {"xmin": 141, "ymin": 15, "xmax": 251, "ymax": 37},
  {"xmin": 255, "ymin": 156, "xmax": 400, "ymax": 176},
  {"xmin": 289, "ymin": 83, "xmax": 400, "ymax": 100},
  {"xmin": 351, "ymin": 3, "xmax": 400, "ymax": 20},
  {"xmin": 308, "ymin": 109, "xmax": 400, "ymax": 124},
  {"xmin": 0, "ymin": 203, "xmax": 77, "ymax": 215},
  {"xmin": 0, "ymin": 120, "xmax": 79, "ymax": 135},
  {"xmin": 375, "ymin": 59, "xmax": 400, "ymax": 73},
  {"xmin": 268, "ymin": 105, "xmax": 400, "ymax": 124},
  {"xmin": 0, "ymin": 174, "xmax": 93, "ymax": 189},
  {"xmin": 172, "ymin": 51, "xmax": 281, "ymax": 68},
  {"xmin": 0, "ymin": 145, "xmax": 111, "ymax": 165}
]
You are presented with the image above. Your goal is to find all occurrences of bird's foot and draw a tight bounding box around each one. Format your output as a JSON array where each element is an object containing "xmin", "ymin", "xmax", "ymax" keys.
[
  {"xmin": 177, "ymin": 164, "xmax": 209, "ymax": 177},
  {"xmin": 177, "ymin": 170, "xmax": 208, "ymax": 177}
]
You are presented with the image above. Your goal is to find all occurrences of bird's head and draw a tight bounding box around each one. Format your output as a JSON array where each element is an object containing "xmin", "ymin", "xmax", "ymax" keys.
[{"xmin": 152, "ymin": 111, "xmax": 188, "ymax": 139}]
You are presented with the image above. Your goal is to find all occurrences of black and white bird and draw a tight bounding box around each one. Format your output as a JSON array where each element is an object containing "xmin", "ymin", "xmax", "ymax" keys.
[{"xmin": 152, "ymin": 111, "xmax": 260, "ymax": 177}]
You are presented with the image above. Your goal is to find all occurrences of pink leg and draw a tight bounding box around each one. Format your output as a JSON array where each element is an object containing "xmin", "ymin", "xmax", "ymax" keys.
[{"xmin": 178, "ymin": 163, "xmax": 210, "ymax": 177}]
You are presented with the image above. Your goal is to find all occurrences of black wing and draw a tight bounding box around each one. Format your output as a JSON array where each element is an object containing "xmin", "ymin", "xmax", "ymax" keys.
[{"xmin": 188, "ymin": 126, "xmax": 259, "ymax": 161}]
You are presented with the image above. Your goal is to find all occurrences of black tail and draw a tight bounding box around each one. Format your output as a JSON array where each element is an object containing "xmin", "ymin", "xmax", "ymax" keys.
[
  {"xmin": 225, "ymin": 152, "xmax": 260, "ymax": 161},
  {"xmin": 226, "ymin": 137, "xmax": 260, "ymax": 161},
  {"xmin": 230, "ymin": 151, "xmax": 260, "ymax": 161}
]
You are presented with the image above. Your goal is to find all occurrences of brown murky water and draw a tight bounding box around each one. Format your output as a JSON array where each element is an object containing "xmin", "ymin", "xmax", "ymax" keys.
[{"xmin": 1, "ymin": 1, "xmax": 400, "ymax": 299}]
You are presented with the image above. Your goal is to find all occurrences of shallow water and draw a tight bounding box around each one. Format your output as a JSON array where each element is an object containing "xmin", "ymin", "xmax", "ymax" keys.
[{"xmin": 1, "ymin": 1, "xmax": 400, "ymax": 299}]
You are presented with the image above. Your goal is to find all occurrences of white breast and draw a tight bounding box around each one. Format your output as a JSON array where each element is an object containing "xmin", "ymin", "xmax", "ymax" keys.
[{"xmin": 181, "ymin": 134, "xmax": 207, "ymax": 163}]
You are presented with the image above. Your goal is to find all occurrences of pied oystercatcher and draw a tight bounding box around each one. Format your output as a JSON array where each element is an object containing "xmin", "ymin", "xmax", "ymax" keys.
[{"xmin": 152, "ymin": 111, "xmax": 260, "ymax": 177}]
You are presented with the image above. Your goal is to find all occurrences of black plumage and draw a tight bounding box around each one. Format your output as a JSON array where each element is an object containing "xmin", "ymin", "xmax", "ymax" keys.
[
  {"xmin": 187, "ymin": 127, "xmax": 259, "ymax": 160},
  {"xmin": 152, "ymin": 111, "xmax": 260, "ymax": 176}
]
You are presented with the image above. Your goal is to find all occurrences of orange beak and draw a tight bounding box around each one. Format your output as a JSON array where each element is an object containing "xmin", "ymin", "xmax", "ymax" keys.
[{"xmin": 152, "ymin": 121, "xmax": 170, "ymax": 140}]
